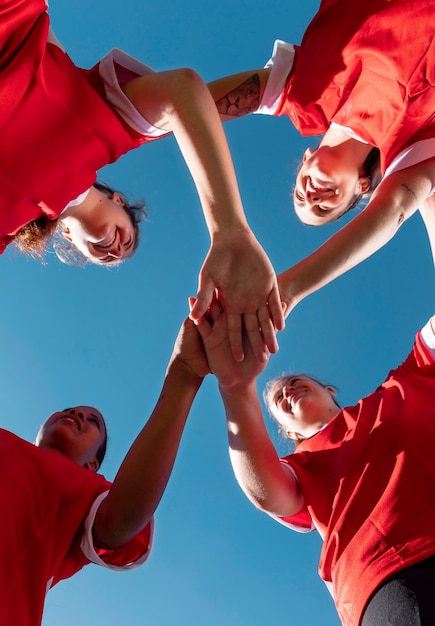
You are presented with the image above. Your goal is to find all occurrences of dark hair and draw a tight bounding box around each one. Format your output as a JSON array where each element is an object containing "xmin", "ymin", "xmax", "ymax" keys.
[
  {"xmin": 12, "ymin": 182, "xmax": 147, "ymax": 264},
  {"xmin": 96, "ymin": 424, "xmax": 108, "ymax": 469},
  {"xmin": 338, "ymin": 147, "xmax": 381, "ymax": 217},
  {"xmin": 263, "ymin": 373, "xmax": 340, "ymax": 446}
]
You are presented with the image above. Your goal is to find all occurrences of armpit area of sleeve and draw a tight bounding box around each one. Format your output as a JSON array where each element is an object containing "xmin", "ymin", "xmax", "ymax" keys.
[
  {"xmin": 80, "ymin": 491, "xmax": 155, "ymax": 571},
  {"xmin": 267, "ymin": 463, "xmax": 315, "ymax": 533}
]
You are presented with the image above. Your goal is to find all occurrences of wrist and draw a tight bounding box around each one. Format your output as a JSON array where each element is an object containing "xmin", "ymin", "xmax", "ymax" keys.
[
  {"xmin": 218, "ymin": 377, "xmax": 257, "ymax": 396},
  {"xmin": 209, "ymin": 222, "xmax": 252, "ymax": 242},
  {"xmin": 166, "ymin": 356, "xmax": 205, "ymax": 389}
]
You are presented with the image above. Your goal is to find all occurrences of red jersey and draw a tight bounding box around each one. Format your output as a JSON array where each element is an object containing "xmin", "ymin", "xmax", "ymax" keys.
[
  {"xmin": 0, "ymin": 0, "xmax": 159, "ymax": 253},
  {"xmin": 275, "ymin": 330, "xmax": 435, "ymax": 625},
  {"xmin": 0, "ymin": 429, "xmax": 152, "ymax": 626},
  {"xmin": 274, "ymin": 0, "xmax": 435, "ymax": 174}
]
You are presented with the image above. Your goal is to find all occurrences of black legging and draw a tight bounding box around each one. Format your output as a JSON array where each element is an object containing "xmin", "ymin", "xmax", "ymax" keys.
[{"xmin": 361, "ymin": 556, "xmax": 435, "ymax": 626}]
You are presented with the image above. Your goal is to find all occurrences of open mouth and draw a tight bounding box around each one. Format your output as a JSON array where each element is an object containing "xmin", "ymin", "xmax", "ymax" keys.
[
  {"xmin": 308, "ymin": 177, "xmax": 336, "ymax": 195},
  {"xmin": 58, "ymin": 415, "xmax": 81, "ymax": 430}
]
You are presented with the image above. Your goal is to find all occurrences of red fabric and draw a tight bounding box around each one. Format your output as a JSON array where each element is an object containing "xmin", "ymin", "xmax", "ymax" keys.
[
  {"xmin": 0, "ymin": 0, "xmax": 149, "ymax": 253},
  {"xmin": 276, "ymin": 0, "xmax": 435, "ymax": 173},
  {"xmin": 279, "ymin": 331, "xmax": 435, "ymax": 625},
  {"xmin": 0, "ymin": 429, "xmax": 151, "ymax": 626}
]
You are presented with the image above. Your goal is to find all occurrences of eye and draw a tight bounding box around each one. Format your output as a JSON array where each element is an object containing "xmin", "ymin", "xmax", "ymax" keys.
[
  {"xmin": 89, "ymin": 417, "xmax": 101, "ymax": 429},
  {"xmin": 273, "ymin": 390, "xmax": 284, "ymax": 406}
]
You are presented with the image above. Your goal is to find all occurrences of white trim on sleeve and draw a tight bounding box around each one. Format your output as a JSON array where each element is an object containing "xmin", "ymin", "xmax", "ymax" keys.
[
  {"xmin": 255, "ymin": 40, "xmax": 295, "ymax": 115},
  {"xmin": 420, "ymin": 319, "xmax": 435, "ymax": 359},
  {"xmin": 99, "ymin": 49, "xmax": 168, "ymax": 138},
  {"xmin": 80, "ymin": 490, "xmax": 154, "ymax": 571},
  {"xmin": 330, "ymin": 122, "xmax": 368, "ymax": 144}
]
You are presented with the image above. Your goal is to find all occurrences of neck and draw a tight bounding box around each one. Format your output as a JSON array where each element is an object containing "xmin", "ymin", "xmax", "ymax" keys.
[{"xmin": 320, "ymin": 126, "xmax": 372, "ymax": 169}]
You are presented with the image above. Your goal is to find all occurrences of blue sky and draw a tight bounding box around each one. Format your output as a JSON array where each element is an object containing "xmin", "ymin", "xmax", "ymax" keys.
[{"xmin": 2, "ymin": 1, "xmax": 434, "ymax": 625}]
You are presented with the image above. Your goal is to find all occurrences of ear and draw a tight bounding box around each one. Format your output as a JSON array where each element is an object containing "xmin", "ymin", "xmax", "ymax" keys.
[
  {"xmin": 111, "ymin": 192, "xmax": 125, "ymax": 207},
  {"xmin": 358, "ymin": 177, "xmax": 371, "ymax": 194},
  {"xmin": 286, "ymin": 430, "xmax": 301, "ymax": 440},
  {"xmin": 60, "ymin": 226, "xmax": 73, "ymax": 243},
  {"xmin": 303, "ymin": 147, "xmax": 314, "ymax": 162},
  {"xmin": 325, "ymin": 386, "xmax": 336, "ymax": 398},
  {"xmin": 84, "ymin": 457, "xmax": 100, "ymax": 472}
]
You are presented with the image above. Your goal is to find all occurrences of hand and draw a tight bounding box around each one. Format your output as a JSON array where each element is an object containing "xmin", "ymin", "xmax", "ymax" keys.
[
  {"xmin": 190, "ymin": 229, "xmax": 284, "ymax": 362},
  {"xmin": 168, "ymin": 304, "xmax": 210, "ymax": 381},
  {"xmin": 195, "ymin": 296, "xmax": 270, "ymax": 390}
]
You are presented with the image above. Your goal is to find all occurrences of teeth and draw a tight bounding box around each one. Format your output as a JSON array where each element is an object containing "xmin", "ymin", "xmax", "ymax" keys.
[
  {"xmin": 309, "ymin": 177, "xmax": 334, "ymax": 193},
  {"xmin": 63, "ymin": 417, "xmax": 79, "ymax": 428}
]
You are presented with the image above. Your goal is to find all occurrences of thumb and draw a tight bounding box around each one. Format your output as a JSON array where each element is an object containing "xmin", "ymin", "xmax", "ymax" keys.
[{"xmin": 189, "ymin": 277, "xmax": 215, "ymax": 322}]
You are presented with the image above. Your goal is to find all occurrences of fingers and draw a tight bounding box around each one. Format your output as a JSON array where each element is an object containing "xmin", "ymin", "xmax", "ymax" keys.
[
  {"xmin": 243, "ymin": 312, "xmax": 269, "ymax": 362},
  {"xmin": 267, "ymin": 287, "xmax": 286, "ymax": 330},
  {"xmin": 189, "ymin": 280, "xmax": 215, "ymax": 322},
  {"xmin": 191, "ymin": 293, "xmax": 282, "ymax": 363},
  {"xmin": 257, "ymin": 306, "xmax": 279, "ymax": 355},
  {"xmin": 226, "ymin": 313, "xmax": 244, "ymax": 362}
]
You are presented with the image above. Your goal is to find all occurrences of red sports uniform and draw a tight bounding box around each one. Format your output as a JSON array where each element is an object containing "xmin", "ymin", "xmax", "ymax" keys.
[
  {"xmin": 0, "ymin": 429, "xmax": 153, "ymax": 626},
  {"xmin": 263, "ymin": 0, "xmax": 435, "ymax": 176},
  {"xmin": 272, "ymin": 326, "xmax": 435, "ymax": 625},
  {"xmin": 0, "ymin": 0, "xmax": 165, "ymax": 253}
]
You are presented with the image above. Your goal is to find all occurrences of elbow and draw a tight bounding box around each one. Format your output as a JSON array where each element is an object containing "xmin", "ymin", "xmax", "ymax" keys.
[
  {"xmin": 243, "ymin": 485, "xmax": 304, "ymax": 519},
  {"xmin": 169, "ymin": 67, "xmax": 205, "ymax": 92}
]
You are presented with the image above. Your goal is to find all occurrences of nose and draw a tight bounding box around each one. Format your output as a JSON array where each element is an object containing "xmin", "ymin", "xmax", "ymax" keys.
[
  {"xmin": 107, "ymin": 241, "xmax": 123, "ymax": 259},
  {"xmin": 68, "ymin": 408, "xmax": 85, "ymax": 420},
  {"xmin": 306, "ymin": 190, "xmax": 321, "ymax": 203}
]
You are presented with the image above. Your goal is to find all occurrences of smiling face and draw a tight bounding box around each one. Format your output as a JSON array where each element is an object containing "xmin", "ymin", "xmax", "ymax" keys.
[
  {"xmin": 266, "ymin": 375, "xmax": 339, "ymax": 440},
  {"xmin": 35, "ymin": 406, "xmax": 107, "ymax": 471},
  {"xmin": 293, "ymin": 148, "xmax": 370, "ymax": 225},
  {"xmin": 61, "ymin": 191, "xmax": 137, "ymax": 265}
]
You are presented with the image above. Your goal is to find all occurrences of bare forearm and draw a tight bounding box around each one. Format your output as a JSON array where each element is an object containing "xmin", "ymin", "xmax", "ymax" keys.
[
  {"xmin": 220, "ymin": 382, "xmax": 303, "ymax": 517},
  {"xmin": 93, "ymin": 362, "xmax": 202, "ymax": 549},
  {"xmin": 123, "ymin": 69, "xmax": 249, "ymax": 238},
  {"xmin": 280, "ymin": 178, "xmax": 422, "ymax": 315},
  {"xmin": 207, "ymin": 68, "xmax": 270, "ymax": 121}
]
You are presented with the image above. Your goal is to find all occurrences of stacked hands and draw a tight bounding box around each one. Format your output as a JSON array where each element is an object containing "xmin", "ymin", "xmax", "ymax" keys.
[
  {"xmin": 175, "ymin": 293, "xmax": 270, "ymax": 392},
  {"xmin": 189, "ymin": 229, "xmax": 285, "ymax": 363}
]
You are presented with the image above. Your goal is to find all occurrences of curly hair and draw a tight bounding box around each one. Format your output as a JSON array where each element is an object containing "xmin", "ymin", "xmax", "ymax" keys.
[{"xmin": 12, "ymin": 182, "xmax": 147, "ymax": 264}]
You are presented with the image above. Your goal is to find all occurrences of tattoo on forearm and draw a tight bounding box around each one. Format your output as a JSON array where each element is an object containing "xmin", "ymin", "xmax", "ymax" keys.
[
  {"xmin": 401, "ymin": 183, "xmax": 418, "ymax": 201},
  {"xmin": 215, "ymin": 74, "xmax": 261, "ymax": 117}
]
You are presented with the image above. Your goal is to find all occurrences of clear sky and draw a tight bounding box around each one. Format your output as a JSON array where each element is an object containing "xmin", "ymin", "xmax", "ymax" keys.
[{"xmin": 2, "ymin": 1, "xmax": 434, "ymax": 625}]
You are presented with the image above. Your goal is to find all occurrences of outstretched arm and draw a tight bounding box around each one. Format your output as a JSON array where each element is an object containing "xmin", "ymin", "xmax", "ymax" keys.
[
  {"xmin": 278, "ymin": 159, "xmax": 435, "ymax": 317},
  {"xmin": 122, "ymin": 69, "xmax": 284, "ymax": 361},
  {"xmin": 92, "ymin": 314, "xmax": 208, "ymax": 549},
  {"xmin": 197, "ymin": 300, "xmax": 303, "ymax": 517}
]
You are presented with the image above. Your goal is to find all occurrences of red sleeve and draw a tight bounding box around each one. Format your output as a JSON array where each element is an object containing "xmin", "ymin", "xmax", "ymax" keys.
[{"xmin": 97, "ymin": 520, "xmax": 153, "ymax": 567}]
